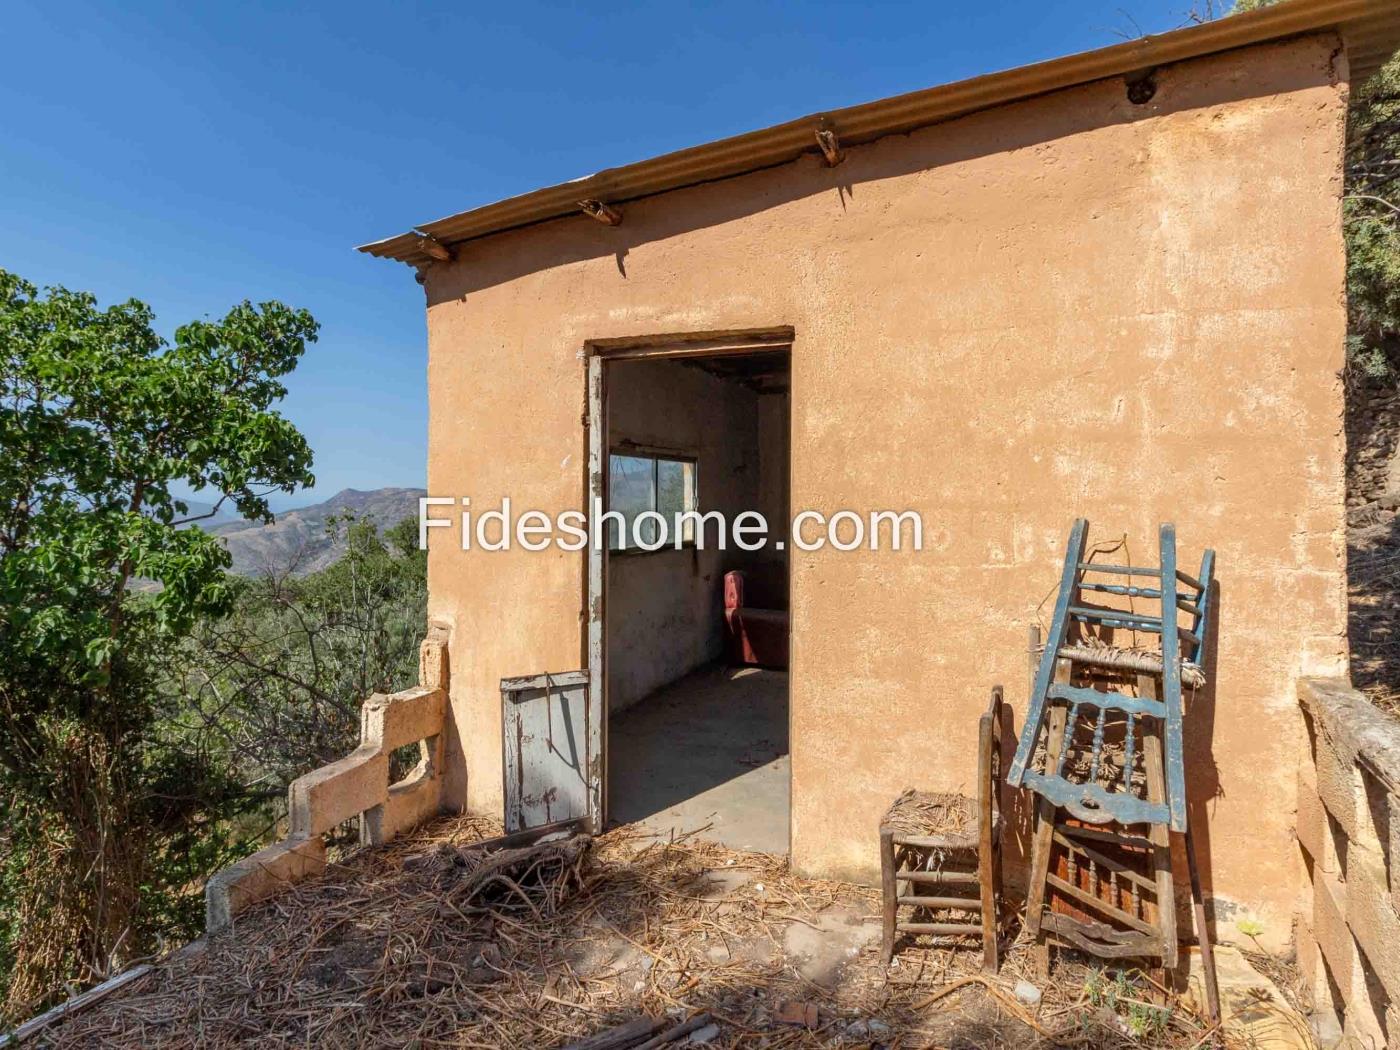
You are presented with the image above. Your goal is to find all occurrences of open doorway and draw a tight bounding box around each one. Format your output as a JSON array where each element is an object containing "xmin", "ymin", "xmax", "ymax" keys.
[{"xmin": 598, "ymin": 342, "xmax": 791, "ymax": 855}]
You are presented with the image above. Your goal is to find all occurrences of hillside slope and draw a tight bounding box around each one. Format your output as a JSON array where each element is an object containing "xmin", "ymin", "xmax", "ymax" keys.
[{"xmin": 211, "ymin": 487, "xmax": 425, "ymax": 576}]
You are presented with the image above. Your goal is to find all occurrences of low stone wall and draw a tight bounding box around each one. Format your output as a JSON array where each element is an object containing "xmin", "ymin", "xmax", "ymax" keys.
[
  {"xmin": 1296, "ymin": 678, "xmax": 1400, "ymax": 1046},
  {"xmin": 204, "ymin": 626, "xmax": 452, "ymax": 931}
]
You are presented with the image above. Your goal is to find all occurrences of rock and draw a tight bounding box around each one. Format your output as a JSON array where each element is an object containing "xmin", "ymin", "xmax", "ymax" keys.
[
  {"xmin": 845, "ymin": 1018, "xmax": 892, "ymax": 1038},
  {"xmin": 687, "ymin": 1023, "xmax": 721, "ymax": 1044},
  {"xmin": 1013, "ymin": 979, "xmax": 1043, "ymax": 1006},
  {"xmin": 1309, "ymin": 1011, "xmax": 1343, "ymax": 1049}
]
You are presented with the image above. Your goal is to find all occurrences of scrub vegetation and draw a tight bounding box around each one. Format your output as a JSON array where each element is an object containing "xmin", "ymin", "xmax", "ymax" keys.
[{"xmin": 0, "ymin": 269, "xmax": 425, "ymax": 1021}]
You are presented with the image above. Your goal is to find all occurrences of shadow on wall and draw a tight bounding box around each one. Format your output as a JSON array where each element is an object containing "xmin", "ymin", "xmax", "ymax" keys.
[{"xmin": 1184, "ymin": 579, "xmax": 1223, "ymax": 934}]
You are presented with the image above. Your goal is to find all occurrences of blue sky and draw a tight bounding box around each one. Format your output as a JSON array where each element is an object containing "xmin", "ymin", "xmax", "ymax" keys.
[{"xmin": 4, "ymin": 0, "xmax": 1208, "ymax": 508}]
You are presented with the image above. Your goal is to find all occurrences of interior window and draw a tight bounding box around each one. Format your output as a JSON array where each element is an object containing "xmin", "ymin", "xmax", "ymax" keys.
[{"xmin": 609, "ymin": 453, "xmax": 697, "ymax": 550}]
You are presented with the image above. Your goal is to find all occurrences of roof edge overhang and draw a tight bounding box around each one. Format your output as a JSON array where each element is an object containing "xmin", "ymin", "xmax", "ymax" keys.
[{"xmin": 359, "ymin": 0, "xmax": 1400, "ymax": 267}]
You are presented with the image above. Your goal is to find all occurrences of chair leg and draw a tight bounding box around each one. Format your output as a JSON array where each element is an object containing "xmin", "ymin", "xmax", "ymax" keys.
[
  {"xmin": 1025, "ymin": 685, "xmax": 1067, "ymax": 941},
  {"xmin": 1185, "ymin": 825, "xmax": 1221, "ymax": 1024},
  {"xmin": 1140, "ymin": 675, "xmax": 1178, "ymax": 971},
  {"xmin": 979, "ymin": 839, "xmax": 1000, "ymax": 973},
  {"xmin": 880, "ymin": 826, "xmax": 897, "ymax": 965}
]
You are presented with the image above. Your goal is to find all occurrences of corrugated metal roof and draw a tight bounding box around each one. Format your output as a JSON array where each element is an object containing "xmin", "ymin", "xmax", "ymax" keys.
[{"xmin": 359, "ymin": 0, "xmax": 1400, "ymax": 267}]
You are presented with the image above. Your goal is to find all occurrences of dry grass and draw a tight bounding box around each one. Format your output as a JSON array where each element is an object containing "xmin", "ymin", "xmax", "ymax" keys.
[
  {"xmin": 43, "ymin": 815, "xmax": 1236, "ymax": 1049},
  {"xmin": 882, "ymin": 790, "xmax": 975, "ymax": 840}
]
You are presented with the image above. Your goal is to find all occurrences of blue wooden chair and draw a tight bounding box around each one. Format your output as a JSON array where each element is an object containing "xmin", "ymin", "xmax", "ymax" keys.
[{"xmin": 1007, "ymin": 520, "xmax": 1220, "ymax": 1020}]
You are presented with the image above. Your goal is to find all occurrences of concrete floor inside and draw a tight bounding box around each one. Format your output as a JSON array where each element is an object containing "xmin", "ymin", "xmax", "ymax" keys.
[{"xmin": 607, "ymin": 665, "xmax": 789, "ymax": 855}]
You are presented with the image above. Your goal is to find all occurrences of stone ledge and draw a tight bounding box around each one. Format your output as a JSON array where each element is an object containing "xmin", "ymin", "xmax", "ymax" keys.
[
  {"xmin": 1299, "ymin": 678, "xmax": 1400, "ymax": 794},
  {"xmin": 1297, "ymin": 677, "xmax": 1400, "ymax": 1049},
  {"xmin": 204, "ymin": 629, "xmax": 452, "ymax": 933}
]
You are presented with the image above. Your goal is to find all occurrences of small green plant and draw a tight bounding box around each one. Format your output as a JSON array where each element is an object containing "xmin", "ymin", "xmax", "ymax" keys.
[
  {"xmin": 1237, "ymin": 917, "xmax": 1267, "ymax": 953},
  {"xmin": 1125, "ymin": 1001, "xmax": 1171, "ymax": 1039},
  {"xmin": 1084, "ymin": 966, "xmax": 1173, "ymax": 1040}
]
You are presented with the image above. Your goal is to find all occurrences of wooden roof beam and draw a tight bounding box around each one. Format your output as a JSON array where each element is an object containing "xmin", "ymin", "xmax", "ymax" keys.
[
  {"xmin": 579, "ymin": 199, "xmax": 622, "ymax": 226},
  {"xmin": 414, "ymin": 233, "xmax": 454, "ymax": 262}
]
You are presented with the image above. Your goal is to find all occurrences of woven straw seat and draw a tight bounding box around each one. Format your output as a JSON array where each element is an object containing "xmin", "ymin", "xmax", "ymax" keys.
[{"xmin": 1057, "ymin": 643, "xmax": 1206, "ymax": 689}]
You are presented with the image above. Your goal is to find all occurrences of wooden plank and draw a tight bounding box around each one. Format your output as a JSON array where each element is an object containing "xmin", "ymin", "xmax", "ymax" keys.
[
  {"xmin": 586, "ymin": 352, "xmax": 606, "ymax": 831},
  {"xmin": 1159, "ymin": 524, "xmax": 1187, "ymax": 831},
  {"xmin": 1045, "ymin": 873, "xmax": 1156, "ymax": 934},
  {"xmin": 472, "ymin": 818, "xmax": 585, "ymax": 853},
  {"xmin": 880, "ymin": 827, "xmax": 897, "ymax": 965},
  {"xmin": 1058, "ymin": 824, "xmax": 1153, "ymax": 851},
  {"xmin": 979, "ymin": 685, "xmax": 1001, "ymax": 972},
  {"xmin": 561, "ymin": 1016, "xmax": 668, "ymax": 1050},
  {"xmin": 1185, "ymin": 824, "xmax": 1221, "ymax": 1023},
  {"xmin": 597, "ymin": 341, "xmax": 791, "ymax": 361},
  {"xmin": 1, "ymin": 964, "xmax": 152, "ymax": 1046},
  {"xmin": 502, "ymin": 669, "xmax": 589, "ymax": 692},
  {"xmin": 504, "ymin": 684, "xmax": 524, "ymax": 831},
  {"xmin": 895, "ymin": 869, "xmax": 978, "ymax": 885},
  {"xmin": 1187, "ymin": 548, "xmax": 1215, "ymax": 664},
  {"xmin": 896, "ymin": 922, "xmax": 981, "ymax": 936},
  {"xmin": 1025, "ymin": 658, "xmax": 1071, "ymax": 938},
  {"xmin": 1141, "ymin": 674, "xmax": 1178, "ymax": 970},
  {"xmin": 897, "ymin": 895, "xmax": 982, "ymax": 910},
  {"xmin": 1051, "ymin": 831, "xmax": 1157, "ymax": 893},
  {"xmin": 1047, "ymin": 684, "xmax": 1166, "ymax": 719},
  {"xmin": 1020, "ymin": 769, "xmax": 1169, "ymax": 827},
  {"xmin": 1041, "ymin": 913, "xmax": 1162, "ymax": 959},
  {"xmin": 1008, "ymin": 521, "xmax": 1088, "ymax": 787},
  {"xmin": 588, "ymin": 328, "xmax": 794, "ymax": 356}
]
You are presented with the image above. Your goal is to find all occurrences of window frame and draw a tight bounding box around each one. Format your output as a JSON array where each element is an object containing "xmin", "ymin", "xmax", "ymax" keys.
[{"xmin": 606, "ymin": 447, "xmax": 699, "ymax": 555}]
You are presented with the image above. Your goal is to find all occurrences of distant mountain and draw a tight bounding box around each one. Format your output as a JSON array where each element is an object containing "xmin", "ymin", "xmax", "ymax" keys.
[{"xmin": 210, "ymin": 487, "xmax": 426, "ymax": 576}]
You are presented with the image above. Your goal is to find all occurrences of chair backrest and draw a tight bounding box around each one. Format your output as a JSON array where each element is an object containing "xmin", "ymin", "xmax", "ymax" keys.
[{"xmin": 723, "ymin": 570, "xmax": 745, "ymax": 612}]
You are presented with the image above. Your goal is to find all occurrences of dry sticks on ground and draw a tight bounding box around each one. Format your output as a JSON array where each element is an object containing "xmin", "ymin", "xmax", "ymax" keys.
[{"xmin": 43, "ymin": 814, "xmax": 1233, "ymax": 1049}]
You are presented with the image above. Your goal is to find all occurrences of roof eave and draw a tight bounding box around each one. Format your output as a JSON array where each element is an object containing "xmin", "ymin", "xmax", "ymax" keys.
[{"xmin": 359, "ymin": 0, "xmax": 1400, "ymax": 267}]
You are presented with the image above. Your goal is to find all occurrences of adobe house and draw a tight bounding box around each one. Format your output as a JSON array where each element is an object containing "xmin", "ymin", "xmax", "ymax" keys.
[{"xmin": 355, "ymin": 0, "xmax": 1400, "ymax": 954}]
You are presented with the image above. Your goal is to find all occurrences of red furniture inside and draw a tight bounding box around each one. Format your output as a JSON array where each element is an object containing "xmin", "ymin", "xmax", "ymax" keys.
[{"xmin": 723, "ymin": 566, "xmax": 789, "ymax": 669}]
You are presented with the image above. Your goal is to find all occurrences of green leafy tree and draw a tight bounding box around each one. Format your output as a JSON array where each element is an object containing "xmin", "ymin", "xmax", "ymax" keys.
[
  {"xmin": 0, "ymin": 269, "xmax": 316, "ymax": 1016},
  {"xmin": 169, "ymin": 514, "xmax": 427, "ymax": 801}
]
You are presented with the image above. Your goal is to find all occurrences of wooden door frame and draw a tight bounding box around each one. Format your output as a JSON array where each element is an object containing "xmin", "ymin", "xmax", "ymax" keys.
[{"xmin": 584, "ymin": 326, "xmax": 794, "ymax": 832}]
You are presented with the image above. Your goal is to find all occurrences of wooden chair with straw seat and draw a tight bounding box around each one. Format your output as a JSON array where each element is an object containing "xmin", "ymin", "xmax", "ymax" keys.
[{"xmin": 879, "ymin": 686, "xmax": 1005, "ymax": 972}]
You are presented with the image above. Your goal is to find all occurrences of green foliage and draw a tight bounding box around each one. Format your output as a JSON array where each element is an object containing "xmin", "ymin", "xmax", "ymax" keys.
[
  {"xmin": 1346, "ymin": 61, "xmax": 1400, "ymax": 378},
  {"xmin": 0, "ymin": 268, "xmax": 317, "ymax": 1017},
  {"xmin": 170, "ymin": 513, "xmax": 426, "ymax": 798},
  {"xmin": 1083, "ymin": 968, "xmax": 1172, "ymax": 1040}
]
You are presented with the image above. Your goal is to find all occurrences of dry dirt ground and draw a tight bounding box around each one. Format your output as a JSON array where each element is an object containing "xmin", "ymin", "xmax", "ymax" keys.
[{"xmin": 40, "ymin": 815, "xmax": 1233, "ymax": 1049}]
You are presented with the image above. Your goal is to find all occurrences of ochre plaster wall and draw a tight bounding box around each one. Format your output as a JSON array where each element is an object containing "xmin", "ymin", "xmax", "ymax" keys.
[{"xmin": 420, "ymin": 35, "xmax": 1349, "ymax": 942}]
